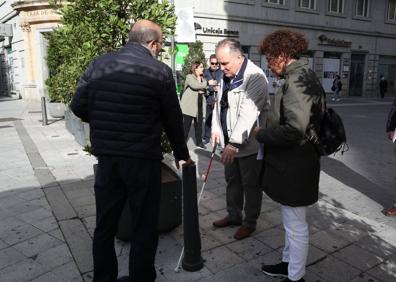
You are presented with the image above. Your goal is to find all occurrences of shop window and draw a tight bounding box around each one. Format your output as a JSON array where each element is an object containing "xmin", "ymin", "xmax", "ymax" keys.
[
  {"xmin": 355, "ymin": 0, "xmax": 370, "ymax": 17},
  {"xmin": 299, "ymin": 0, "xmax": 316, "ymax": 9},
  {"xmin": 328, "ymin": 0, "xmax": 343, "ymax": 13},
  {"xmin": 263, "ymin": 0, "xmax": 284, "ymax": 5},
  {"xmin": 388, "ymin": 0, "xmax": 396, "ymax": 21}
]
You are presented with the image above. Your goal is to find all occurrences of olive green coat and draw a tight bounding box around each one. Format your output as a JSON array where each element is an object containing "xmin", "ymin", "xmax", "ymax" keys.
[
  {"xmin": 179, "ymin": 74, "xmax": 207, "ymax": 118},
  {"xmin": 256, "ymin": 58, "xmax": 323, "ymax": 207}
]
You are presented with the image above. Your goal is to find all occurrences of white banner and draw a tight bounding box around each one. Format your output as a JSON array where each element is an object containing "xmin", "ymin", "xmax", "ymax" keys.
[{"xmin": 175, "ymin": 8, "xmax": 195, "ymax": 43}]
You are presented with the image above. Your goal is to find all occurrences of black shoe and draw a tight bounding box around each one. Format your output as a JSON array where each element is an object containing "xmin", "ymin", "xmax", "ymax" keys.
[
  {"xmin": 196, "ymin": 143, "xmax": 206, "ymax": 149},
  {"xmin": 281, "ymin": 278, "xmax": 305, "ymax": 282},
  {"xmin": 261, "ymin": 261, "xmax": 288, "ymax": 277}
]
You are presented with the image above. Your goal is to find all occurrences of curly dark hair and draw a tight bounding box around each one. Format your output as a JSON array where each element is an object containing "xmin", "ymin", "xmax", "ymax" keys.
[
  {"xmin": 259, "ymin": 29, "xmax": 308, "ymax": 59},
  {"xmin": 189, "ymin": 60, "xmax": 203, "ymax": 74}
]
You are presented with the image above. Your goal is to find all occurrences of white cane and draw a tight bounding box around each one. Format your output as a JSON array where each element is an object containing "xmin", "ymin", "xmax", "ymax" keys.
[{"xmin": 174, "ymin": 142, "xmax": 218, "ymax": 273}]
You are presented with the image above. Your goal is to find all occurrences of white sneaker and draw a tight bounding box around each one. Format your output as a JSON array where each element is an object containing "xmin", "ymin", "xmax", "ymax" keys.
[
  {"xmin": 331, "ymin": 98, "xmax": 335, "ymax": 101},
  {"xmin": 336, "ymin": 98, "xmax": 340, "ymax": 101}
]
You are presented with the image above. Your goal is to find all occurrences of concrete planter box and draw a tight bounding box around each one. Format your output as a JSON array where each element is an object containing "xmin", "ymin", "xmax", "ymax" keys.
[
  {"xmin": 48, "ymin": 102, "xmax": 66, "ymax": 118},
  {"xmin": 64, "ymin": 107, "xmax": 90, "ymax": 147}
]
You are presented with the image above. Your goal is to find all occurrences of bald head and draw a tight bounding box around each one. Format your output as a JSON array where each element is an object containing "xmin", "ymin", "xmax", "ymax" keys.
[{"xmin": 129, "ymin": 19, "xmax": 163, "ymax": 44}]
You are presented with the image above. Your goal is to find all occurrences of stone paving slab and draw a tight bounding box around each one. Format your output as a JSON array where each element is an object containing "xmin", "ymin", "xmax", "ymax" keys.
[
  {"xmin": 31, "ymin": 261, "xmax": 83, "ymax": 282},
  {"xmin": 59, "ymin": 219, "xmax": 93, "ymax": 274},
  {"xmin": 13, "ymin": 231, "xmax": 56, "ymax": 252},
  {"xmin": 43, "ymin": 186, "xmax": 77, "ymax": 221},
  {"xmin": 308, "ymin": 255, "xmax": 361, "ymax": 282},
  {"xmin": 0, "ymin": 258, "xmax": 51, "ymax": 281}
]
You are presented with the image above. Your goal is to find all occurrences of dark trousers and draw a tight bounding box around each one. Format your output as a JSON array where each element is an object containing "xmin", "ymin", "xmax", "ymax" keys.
[
  {"xmin": 380, "ymin": 90, "xmax": 386, "ymax": 99},
  {"xmin": 93, "ymin": 156, "xmax": 161, "ymax": 282},
  {"xmin": 220, "ymin": 108, "xmax": 229, "ymax": 145},
  {"xmin": 183, "ymin": 114, "xmax": 203, "ymax": 145},
  {"xmin": 204, "ymin": 95, "xmax": 215, "ymax": 142}
]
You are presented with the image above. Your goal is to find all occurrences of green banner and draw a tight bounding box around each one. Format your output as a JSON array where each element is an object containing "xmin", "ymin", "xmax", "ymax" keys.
[
  {"xmin": 175, "ymin": 44, "xmax": 189, "ymax": 94},
  {"xmin": 175, "ymin": 44, "xmax": 189, "ymax": 71}
]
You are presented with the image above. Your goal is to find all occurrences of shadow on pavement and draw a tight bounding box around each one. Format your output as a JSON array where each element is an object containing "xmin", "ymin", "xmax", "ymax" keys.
[{"xmin": 321, "ymin": 156, "xmax": 395, "ymax": 211}]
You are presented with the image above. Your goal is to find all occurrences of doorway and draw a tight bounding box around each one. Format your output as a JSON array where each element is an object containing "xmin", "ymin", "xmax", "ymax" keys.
[{"xmin": 349, "ymin": 54, "xmax": 365, "ymax": 96}]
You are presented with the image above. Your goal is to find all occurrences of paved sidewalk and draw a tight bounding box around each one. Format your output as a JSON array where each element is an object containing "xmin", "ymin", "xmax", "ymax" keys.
[{"xmin": 0, "ymin": 98, "xmax": 396, "ymax": 281}]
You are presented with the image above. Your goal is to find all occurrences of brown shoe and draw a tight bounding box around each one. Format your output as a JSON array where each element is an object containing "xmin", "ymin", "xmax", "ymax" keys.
[
  {"xmin": 386, "ymin": 207, "xmax": 396, "ymax": 216},
  {"xmin": 233, "ymin": 226, "xmax": 255, "ymax": 240},
  {"xmin": 212, "ymin": 216, "xmax": 242, "ymax": 228}
]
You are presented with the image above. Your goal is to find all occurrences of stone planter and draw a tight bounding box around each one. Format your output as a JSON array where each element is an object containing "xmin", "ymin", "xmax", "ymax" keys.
[
  {"xmin": 92, "ymin": 158, "xmax": 182, "ymax": 241},
  {"xmin": 48, "ymin": 102, "xmax": 66, "ymax": 118},
  {"xmin": 64, "ymin": 107, "xmax": 90, "ymax": 147}
]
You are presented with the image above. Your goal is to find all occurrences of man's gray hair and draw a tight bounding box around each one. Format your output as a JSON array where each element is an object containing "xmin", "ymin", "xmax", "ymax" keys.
[
  {"xmin": 129, "ymin": 27, "xmax": 160, "ymax": 44},
  {"xmin": 216, "ymin": 39, "xmax": 243, "ymax": 55}
]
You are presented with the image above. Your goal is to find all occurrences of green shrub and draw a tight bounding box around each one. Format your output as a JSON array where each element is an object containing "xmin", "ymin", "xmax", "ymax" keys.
[
  {"xmin": 46, "ymin": 0, "xmax": 177, "ymax": 154},
  {"xmin": 46, "ymin": 0, "xmax": 176, "ymax": 104}
]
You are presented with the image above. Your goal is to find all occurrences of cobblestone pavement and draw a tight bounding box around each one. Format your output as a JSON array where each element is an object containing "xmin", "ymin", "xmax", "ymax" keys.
[{"xmin": 0, "ymin": 98, "xmax": 395, "ymax": 281}]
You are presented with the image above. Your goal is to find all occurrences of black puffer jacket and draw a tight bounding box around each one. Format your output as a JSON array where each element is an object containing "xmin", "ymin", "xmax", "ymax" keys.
[{"xmin": 71, "ymin": 42, "xmax": 189, "ymax": 161}]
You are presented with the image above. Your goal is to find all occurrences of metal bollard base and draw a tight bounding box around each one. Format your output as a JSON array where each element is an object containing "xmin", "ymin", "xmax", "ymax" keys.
[{"xmin": 182, "ymin": 256, "xmax": 204, "ymax": 272}]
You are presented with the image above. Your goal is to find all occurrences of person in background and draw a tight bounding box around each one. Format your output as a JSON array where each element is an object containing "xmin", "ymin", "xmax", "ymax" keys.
[
  {"xmin": 203, "ymin": 54, "xmax": 223, "ymax": 145},
  {"xmin": 211, "ymin": 39, "xmax": 270, "ymax": 240},
  {"xmin": 332, "ymin": 74, "xmax": 342, "ymax": 102},
  {"xmin": 180, "ymin": 60, "xmax": 217, "ymax": 149},
  {"xmin": 385, "ymin": 97, "xmax": 396, "ymax": 216},
  {"xmin": 380, "ymin": 75, "xmax": 388, "ymax": 99},
  {"xmin": 254, "ymin": 29, "xmax": 323, "ymax": 282},
  {"xmin": 71, "ymin": 19, "xmax": 192, "ymax": 282}
]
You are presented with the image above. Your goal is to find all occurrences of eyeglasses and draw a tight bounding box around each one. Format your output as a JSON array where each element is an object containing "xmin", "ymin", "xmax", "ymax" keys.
[{"xmin": 210, "ymin": 62, "xmax": 219, "ymax": 65}]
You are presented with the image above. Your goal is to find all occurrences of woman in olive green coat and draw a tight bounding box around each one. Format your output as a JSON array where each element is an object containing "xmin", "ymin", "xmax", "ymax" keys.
[
  {"xmin": 254, "ymin": 29, "xmax": 323, "ymax": 282},
  {"xmin": 180, "ymin": 60, "xmax": 216, "ymax": 148}
]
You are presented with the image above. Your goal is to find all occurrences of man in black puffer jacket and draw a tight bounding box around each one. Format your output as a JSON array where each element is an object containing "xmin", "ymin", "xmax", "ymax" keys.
[{"xmin": 71, "ymin": 20, "xmax": 191, "ymax": 282}]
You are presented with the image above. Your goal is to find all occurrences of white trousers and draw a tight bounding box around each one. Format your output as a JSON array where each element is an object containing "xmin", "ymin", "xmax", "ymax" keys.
[{"xmin": 281, "ymin": 205, "xmax": 309, "ymax": 281}]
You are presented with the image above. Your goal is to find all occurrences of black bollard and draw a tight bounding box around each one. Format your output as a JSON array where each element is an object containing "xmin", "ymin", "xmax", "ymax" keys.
[{"xmin": 181, "ymin": 163, "xmax": 204, "ymax": 271}]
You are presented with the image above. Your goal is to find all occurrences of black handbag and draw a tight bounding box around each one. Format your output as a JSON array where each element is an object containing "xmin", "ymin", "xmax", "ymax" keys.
[{"xmin": 306, "ymin": 91, "xmax": 348, "ymax": 156}]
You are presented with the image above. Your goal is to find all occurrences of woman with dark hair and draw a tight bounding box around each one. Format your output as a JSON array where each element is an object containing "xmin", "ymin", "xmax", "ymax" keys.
[
  {"xmin": 180, "ymin": 60, "xmax": 216, "ymax": 148},
  {"xmin": 253, "ymin": 29, "xmax": 323, "ymax": 282}
]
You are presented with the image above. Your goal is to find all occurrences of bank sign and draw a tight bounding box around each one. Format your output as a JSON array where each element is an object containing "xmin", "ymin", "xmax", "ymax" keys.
[
  {"xmin": 199, "ymin": 27, "xmax": 239, "ymax": 37},
  {"xmin": 0, "ymin": 24, "xmax": 13, "ymax": 37}
]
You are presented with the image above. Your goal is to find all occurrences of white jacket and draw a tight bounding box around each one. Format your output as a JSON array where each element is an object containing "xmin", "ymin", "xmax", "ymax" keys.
[{"xmin": 212, "ymin": 59, "xmax": 270, "ymax": 157}]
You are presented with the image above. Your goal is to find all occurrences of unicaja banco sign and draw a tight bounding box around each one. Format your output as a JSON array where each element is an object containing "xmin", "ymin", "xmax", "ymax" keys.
[{"xmin": 202, "ymin": 27, "xmax": 239, "ymax": 37}]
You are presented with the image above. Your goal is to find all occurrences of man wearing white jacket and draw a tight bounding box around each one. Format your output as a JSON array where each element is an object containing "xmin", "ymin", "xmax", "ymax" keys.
[{"xmin": 212, "ymin": 39, "xmax": 270, "ymax": 240}]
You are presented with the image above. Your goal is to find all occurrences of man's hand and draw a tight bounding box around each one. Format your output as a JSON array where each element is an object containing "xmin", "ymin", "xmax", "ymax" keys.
[
  {"xmin": 211, "ymin": 132, "xmax": 221, "ymax": 146},
  {"xmin": 175, "ymin": 157, "xmax": 194, "ymax": 169},
  {"xmin": 221, "ymin": 144, "xmax": 238, "ymax": 165},
  {"xmin": 252, "ymin": 127, "xmax": 262, "ymax": 138},
  {"xmin": 387, "ymin": 131, "xmax": 395, "ymax": 141},
  {"xmin": 208, "ymin": 79, "xmax": 218, "ymax": 86}
]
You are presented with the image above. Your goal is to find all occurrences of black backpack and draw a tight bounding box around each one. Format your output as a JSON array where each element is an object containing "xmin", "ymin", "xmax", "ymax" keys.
[{"xmin": 306, "ymin": 92, "xmax": 348, "ymax": 156}]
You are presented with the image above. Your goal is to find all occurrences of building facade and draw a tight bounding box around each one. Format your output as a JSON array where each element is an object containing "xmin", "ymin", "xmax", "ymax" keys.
[
  {"xmin": 175, "ymin": 0, "xmax": 396, "ymax": 97},
  {"xmin": 1, "ymin": 0, "xmax": 396, "ymax": 99},
  {"xmin": 0, "ymin": 0, "xmax": 61, "ymax": 100}
]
